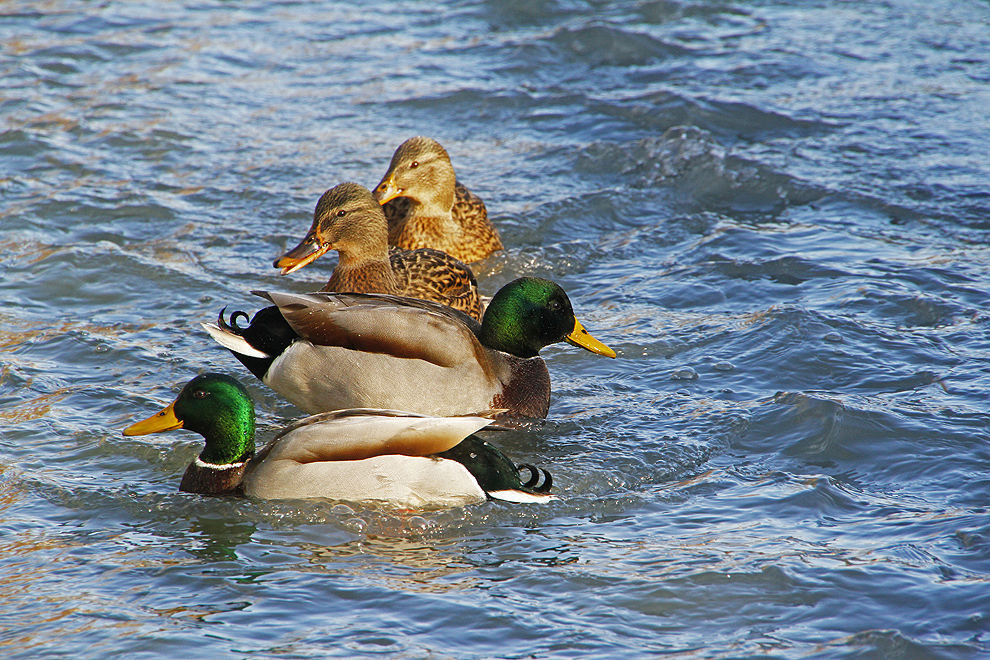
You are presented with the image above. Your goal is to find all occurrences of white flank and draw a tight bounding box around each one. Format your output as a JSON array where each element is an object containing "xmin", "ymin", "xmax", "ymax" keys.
[
  {"xmin": 200, "ymin": 322, "xmax": 270, "ymax": 359},
  {"xmin": 487, "ymin": 490, "xmax": 557, "ymax": 504}
]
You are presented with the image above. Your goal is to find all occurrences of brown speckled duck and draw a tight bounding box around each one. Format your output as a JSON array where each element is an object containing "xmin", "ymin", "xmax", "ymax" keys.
[
  {"xmin": 375, "ymin": 136, "xmax": 503, "ymax": 264},
  {"xmin": 274, "ymin": 182, "xmax": 484, "ymax": 322}
]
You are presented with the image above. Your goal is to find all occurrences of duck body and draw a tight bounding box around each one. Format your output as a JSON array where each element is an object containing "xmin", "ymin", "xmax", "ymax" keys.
[
  {"xmin": 207, "ymin": 290, "xmax": 552, "ymax": 419},
  {"xmin": 203, "ymin": 278, "xmax": 615, "ymax": 421},
  {"xmin": 375, "ymin": 137, "xmax": 503, "ymax": 264},
  {"xmin": 275, "ymin": 182, "xmax": 483, "ymax": 321},
  {"xmin": 242, "ymin": 413, "xmax": 495, "ymax": 507},
  {"xmin": 246, "ymin": 425, "xmax": 548, "ymax": 507},
  {"xmin": 264, "ymin": 335, "xmax": 550, "ymax": 419},
  {"xmin": 248, "ymin": 453, "xmax": 485, "ymax": 507},
  {"xmin": 123, "ymin": 374, "xmax": 553, "ymax": 508}
]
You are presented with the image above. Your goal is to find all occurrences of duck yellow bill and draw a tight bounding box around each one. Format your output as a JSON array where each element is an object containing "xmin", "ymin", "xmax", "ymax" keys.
[
  {"xmin": 123, "ymin": 401, "xmax": 183, "ymax": 436},
  {"xmin": 566, "ymin": 319, "xmax": 616, "ymax": 358},
  {"xmin": 374, "ymin": 176, "xmax": 402, "ymax": 204},
  {"xmin": 273, "ymin": 233, "xmax": 330, "ymax": 276}
]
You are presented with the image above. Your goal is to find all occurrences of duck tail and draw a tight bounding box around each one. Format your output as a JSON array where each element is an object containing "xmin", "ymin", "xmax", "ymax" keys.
[
  {"xmin": 488, "ymin": 463, "xmax": 556, "ymax": 502},
  {"xmin": 436, "ymin": 435, "xmax": 556, "ymax": 503},
  {"xmin": 518, "ymin": 463, "xmax": 554, "ymax": 493},
  {"xmin": 201, "ymin": 308, "xmax": 270, "ymax": 359}
]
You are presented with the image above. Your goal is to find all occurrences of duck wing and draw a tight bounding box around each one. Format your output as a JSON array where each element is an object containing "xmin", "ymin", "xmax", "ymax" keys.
[
  {"xmin": 255, "ymin": 290, "xmax": 488, "ymax": 371},
  {"xmin": 451, "ymin": 181, "xmax": 503, "ymax": 262},
  {"xmin": 260, "ymin": 409, "xmax": 494, "ymax": 463},
  {"xmin": 388, "ymin": 247, "xmax": 484, "ymax": 321},
  {"xmin": 243, "ymin": 410, "xmax": 496, "ymax": 506}
]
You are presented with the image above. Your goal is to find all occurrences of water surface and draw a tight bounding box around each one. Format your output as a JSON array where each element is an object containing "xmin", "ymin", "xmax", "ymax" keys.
[{"xmin": 2, "ymin": 1, "xmax": 989, "ymax": 658}]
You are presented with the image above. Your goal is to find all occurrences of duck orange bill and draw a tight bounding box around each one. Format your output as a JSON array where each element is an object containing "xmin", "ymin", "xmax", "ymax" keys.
[
  {"xmin": 373, "ymin": 176, "xmax": 402, "ymax": 204},
  {"xmin": 566, "ymin": 318, "xmax": 617, "ymax": 358},
  {"xmin": 273, "ymin": 232, "xmax": 330, "ymax": 276},
  {"xmin": 123, "ymin": 400, "xmax": 184, "ymax": 436}
]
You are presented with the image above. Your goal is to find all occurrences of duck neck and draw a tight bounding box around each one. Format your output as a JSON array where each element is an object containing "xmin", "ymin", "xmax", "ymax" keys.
[
  {"xmin": 411, "ymin": 195, "xmax": 454, "ymax": 219},
  {"xmin": 335, "ymin": 240, "xmax": 391, "ymax": 270},
  {"xmin": 181, "ymin": 423, "xmax": 254, "ymax": 496},
  {"xmin": 198, "ymin": 414, "xmax": 255, "ymax": 466},
  {"xmin": 480, "ymin": 306, "xmax": 540, "ymax": 358},
  {"xmin": 324, "ymin": 258, "xmax": 400, "ymax": 294},
  {"xmin": 408, "ymin": 179, "xmax": 458, "ymax": 230},
  {"xmin": 179, "ymin": 458, "xmax": 249, "ymax": 495},
  {"xmin": 333, "ymin": 218, "xmax": 393, "ymax": 269}
]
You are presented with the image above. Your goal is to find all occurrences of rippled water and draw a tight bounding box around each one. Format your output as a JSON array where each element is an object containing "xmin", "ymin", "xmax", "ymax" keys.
[{"xmin": 2, "ymin": 1, "xmax": 990, "ymax": 658}]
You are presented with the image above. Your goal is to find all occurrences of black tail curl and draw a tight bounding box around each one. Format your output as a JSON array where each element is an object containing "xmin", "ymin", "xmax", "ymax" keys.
[
  {"xmin": 210, "ymin": 304, "xmax": 298, "ymax": 382},
  {"xmin": 518, "ymin": 463, "xmax": 553, "ymax": 494},
  {"xmin": 217, "ymin": 307, "xmax": 252, "ymax": 334}
]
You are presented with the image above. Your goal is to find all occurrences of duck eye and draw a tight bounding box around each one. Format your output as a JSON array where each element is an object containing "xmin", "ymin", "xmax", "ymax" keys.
[
  {"xmin": 336, "ymin": 209, "xmax": 346, "ymax": 217},
  {"xmin": 192, "ymin": 389, "xmax": 209, "ymax": 399},
  {"xmin": 410, "ymin": 161, "xmax": 419, "ymax": 169}
]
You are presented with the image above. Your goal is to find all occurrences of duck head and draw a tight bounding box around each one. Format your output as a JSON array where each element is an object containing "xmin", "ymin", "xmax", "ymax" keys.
[
  {"xmin": 481, "ymin": 277, "xmax": 616, "ymax": 359},
  {"xmin": 124, "ymin": 373, "xmax": 256, "ymax": 468},
  {"xmin": 274, "ymin": 182, "xmax": 388, "ymax": 275},
  {"xmin": 373, "ymin": 136, "xmax": 457, "ymax": 215}
]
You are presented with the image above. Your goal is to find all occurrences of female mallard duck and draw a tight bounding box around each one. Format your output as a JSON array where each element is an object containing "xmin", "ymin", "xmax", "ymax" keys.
[
  {"xmin": 375, "ymin": 136, "xmax": 503, "ymax": 264},
  {"xmin": 202, "ymin": 277, "xmax": 616, "ymax": 420},
  {"xmin": 123, "ymin": 373, "xmax": 554, "ymax": 507},
  {"xmin": 274, "ymin": 182, "xmax": 484, "ymax": 322}
]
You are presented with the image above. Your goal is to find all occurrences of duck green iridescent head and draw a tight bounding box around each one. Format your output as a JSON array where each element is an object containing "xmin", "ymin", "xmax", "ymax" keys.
[
  {"xmin": 123, "ymin": 373, "xmax": 256, "ymax": 466},
  {"xmin": 480, "ymin": 277, "xmax": 616, "ymax": 359}
]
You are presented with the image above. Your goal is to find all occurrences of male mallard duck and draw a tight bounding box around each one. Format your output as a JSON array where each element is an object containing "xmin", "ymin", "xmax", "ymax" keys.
[
  {"xmin": 274, "ymin": 182, "xmax": 484, "ymax": 322},
  {"xmin": 123, "ymin": 373, "xmax": 554, "ymax": 507},
  {"xmin": 375, "ymin": 136, "xmax": 503, "ymax": 264},
  {"xmin": 202, "ymin": 277, "xmax": 616, "ymax": 420}
]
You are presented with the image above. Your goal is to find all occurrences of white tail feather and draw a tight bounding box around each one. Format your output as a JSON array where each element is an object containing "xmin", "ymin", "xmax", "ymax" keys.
[
  {"xmin": 487, "ymin": 490, "xmax": 557, "ymax": 504},
  {"xmin": 201, "ymin": 322, "xmax": 270, "ymax": 359}
]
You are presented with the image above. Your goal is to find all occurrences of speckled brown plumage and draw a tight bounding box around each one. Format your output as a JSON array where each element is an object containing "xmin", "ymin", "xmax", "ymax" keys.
[
  {"xmin": 375, "ymin": 137, "xmax": 503, "ymax": 264},
  {"xmin": 274, "ymin": 182, "xmax": 483, "ymax": 321},
  {"xmin": 386, "ymin": 246, "xmax": 484, "ymax": 321}
]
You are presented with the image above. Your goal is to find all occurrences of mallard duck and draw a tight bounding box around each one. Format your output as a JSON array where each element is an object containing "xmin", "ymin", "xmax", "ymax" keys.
[
  {"xmin": 202, "ymin": 277, "xmax": 616, "ymax": 420},
  {"xmin": 375, "ymin": 136, "xmax": 503, "ymax": 264},
  {"xmin": 123, "ymin": 373, "xmax": 554, "ymax": 507},
  {"xmin": 274, "ymin": 182, "xmax": 484, "ymax": 322}
]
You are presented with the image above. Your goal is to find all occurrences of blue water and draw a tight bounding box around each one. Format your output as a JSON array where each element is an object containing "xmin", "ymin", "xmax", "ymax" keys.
[{"xmin": 2, "ymin": 1, "xmax": 989, "ymax": 658}]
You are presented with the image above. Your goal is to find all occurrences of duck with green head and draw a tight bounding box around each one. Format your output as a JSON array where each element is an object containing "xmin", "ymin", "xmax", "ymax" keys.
[
  {"xmin": 123, "ymin": 373, "xmax": 554, "ymax": 507},
  {"xmin": 202, "ymin": 277, "xmax": 616, "ymax": 420}
]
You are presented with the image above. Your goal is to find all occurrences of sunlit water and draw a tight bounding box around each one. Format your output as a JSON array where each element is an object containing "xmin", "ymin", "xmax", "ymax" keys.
[{"xmin": 2, "ymin": 1, "xmax": 989, "ymax": 658}]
